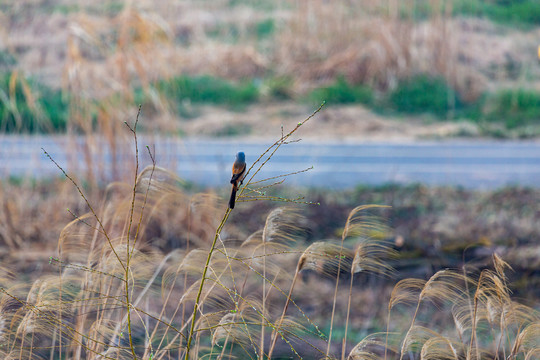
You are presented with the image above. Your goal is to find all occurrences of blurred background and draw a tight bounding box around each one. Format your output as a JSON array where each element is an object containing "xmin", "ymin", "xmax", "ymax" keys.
[
  {"xmin": 1, "ymin": 0, "xmax": 540, "ymax": 358},
  {"xmin": 2, "ymin": 0, "xmax": 540, "ymax": 179}
]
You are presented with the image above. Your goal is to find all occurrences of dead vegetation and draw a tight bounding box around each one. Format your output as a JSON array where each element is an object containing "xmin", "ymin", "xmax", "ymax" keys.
[
  {"xmin": 0, "ymin": 109, "xmax": 539, "ymax": 358},
  {"xmin": 1, "ymin": 0, "xmax": 540, "ymax": 139},
  {"xmin": 0, "ymin": 165, "xmax": 539, "ymax": 359}
]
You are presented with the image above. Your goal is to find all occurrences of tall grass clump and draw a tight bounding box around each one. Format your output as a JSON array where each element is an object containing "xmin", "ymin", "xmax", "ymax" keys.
[
  {"xmin": 307, "ymin": 77, "xmax": 374, "ymax": 106},
  {"xmin": 156, "ymin": 75, "xmax": 259, "ymax": 110},
  {"xmin": 484, "ymin": 88, "xmax": 540, "ymax": 129},
  {"xmin": 348, "ymin": 254, "xmax": 540, "ymax": 359},
  {"xmin": 0, "ymin": 102, "xmax": 394, "ymax": 359},
  {"xmin": 0, "ymin": 71, "xmax": 68, "ymax": 133},
  {"xmin": 0, "ymin": 104, "xmax": 360, "ymax": 359}
]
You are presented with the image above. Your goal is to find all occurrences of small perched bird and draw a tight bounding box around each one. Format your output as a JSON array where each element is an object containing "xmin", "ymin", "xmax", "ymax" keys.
[{"xmin": 229, "ymin": 152, "xmax": 246, "ymax": 209}]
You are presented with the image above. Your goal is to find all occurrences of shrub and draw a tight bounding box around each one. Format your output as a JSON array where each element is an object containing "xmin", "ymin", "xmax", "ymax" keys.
[
  {"xmin": 388, "ymin": 74, "xmax": 461, "ymax": 117},
  {"xmin": 308, "ymin": 77, "xmax": 373, "ymax": 106},
  {"xmin": 254, "ymin": 18, "xmax": 275, "ymax": 39},
  {"xmin": 485, "ymin": 88, "xmax": 540, "ymax": 128},
  {"xmin": 406, "ymin": 0, "xmax": 540, "ymax": 26},
  {"xmin": 454, "ymin": 0, "xmax": 540, "ymax": 25},
  {"xmin": 157, "ymin": 75, "xmax": 259, "ymax": 108}
]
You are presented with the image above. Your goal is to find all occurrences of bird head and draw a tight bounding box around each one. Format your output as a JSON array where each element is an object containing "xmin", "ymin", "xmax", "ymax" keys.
[{"xmin": 236, "ymin": 152, "xmax": 245, "ymax": 163}]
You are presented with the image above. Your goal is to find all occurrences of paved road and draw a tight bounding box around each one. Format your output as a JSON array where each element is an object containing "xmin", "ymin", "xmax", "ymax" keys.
[{"xmin": 1, "ymin": 135, "xmax": 539, "ymax": 189}]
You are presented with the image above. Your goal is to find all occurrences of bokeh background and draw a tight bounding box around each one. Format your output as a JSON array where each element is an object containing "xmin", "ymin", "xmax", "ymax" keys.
[{"xmin": 1, "ymin": 1, "xmax": 540, "ymax": 359}]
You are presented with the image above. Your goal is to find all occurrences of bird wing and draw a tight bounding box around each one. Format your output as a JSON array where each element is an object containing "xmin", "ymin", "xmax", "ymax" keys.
[{"xmin": 230, "ymin": 163, "xmax": 246, "ymax": 183}]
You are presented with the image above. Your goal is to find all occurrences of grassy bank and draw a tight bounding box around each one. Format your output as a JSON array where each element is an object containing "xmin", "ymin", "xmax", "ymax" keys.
[
  {"xmin": 3, "ymin": 70, "xmax": 540, "ymax": 137},
  {"xmin": 2, "ymin": 0, "xmax": 540, "ymax": 137}
]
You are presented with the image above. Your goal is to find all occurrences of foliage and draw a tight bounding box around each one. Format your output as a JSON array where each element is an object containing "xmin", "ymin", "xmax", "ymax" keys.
[
  {"xmin": 454, "ymin": 0, "xmax": 540, "ymax": 26},
  {"xmin": 307, "ymin": 77, "xmax": 374, "ymax": 106},
  {"xmin": 254, "ymin": 18, "xmax": 275, "ymax": 39},
  {"xmin": 484, "ymin": 88, "xmax": 540, "ymax": 129},
  {"xmin": 3, "ymin": 68, "xmax": 540, "ymax": 136},
  {"xmin": 401, "ymin": 0, "xmax": 540, "ymax": 25},
  {"xmin": 157, "ymin": 75, "xmax": 259, "ymax": 109},
  {"xmin": 387, "ymin": 74, "xmax": 462, "ymax": 118},
  {"xmin": 385, "ymin": 76, "xmax": 540, "ymax": 132}
]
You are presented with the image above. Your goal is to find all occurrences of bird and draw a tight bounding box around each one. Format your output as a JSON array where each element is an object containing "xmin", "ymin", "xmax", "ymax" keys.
[{"xmin": 229, "ymin": 151, "xmax": 246, "ymax": 209}]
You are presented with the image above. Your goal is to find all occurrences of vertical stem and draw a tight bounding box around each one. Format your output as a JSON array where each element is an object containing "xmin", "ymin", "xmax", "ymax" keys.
[
  {"xmin": 468, "ymin": 271, "xmax": 485, "ymax": 360},
  {"xmin": 326, "ymin": 229, "xmax": 351, "ymax": 359},
  {"xmin": 184, "ymin": 209, "xmax": 232, "ymax": 360},
  {"xmin": 124, "ymin": 107, "xmax": 142, "ymax": 359},
  {"xmin": 399, "ymin": 300, "xmax": 421, "ymax": 360},
  {"xmin": 125, "ymin": 247, "xmax": 136, "ymax": 359},
  {"xmin": 179, "ymin": 198, "xmax": 192, "ymax": 360},
  {"xmin": 326, "ymin": 254, "xmax": 344, "ymax": 357}
]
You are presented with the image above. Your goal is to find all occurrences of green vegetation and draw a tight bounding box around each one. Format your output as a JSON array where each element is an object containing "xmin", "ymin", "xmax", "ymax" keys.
[
  {"xmin": 254, "ymin": 18, "xmax": 275, "ymax": 39},
  {"xmin": 156, "ymin": 75, "xmax": 259, "ymax": 109},
  {"xmin": 484, "ymin": 88, "xmax": 540, "ymax": 128},
  {"xmin": 387, "ymin": 74, "xmax": 462, "ymax": 117},
  {"xmin": 402, "ymin": 0, "xmax": 540, "ymax": 25},
  {"xmin": 51, "ymin": 3, "xmax": 81, "ymax": 14},
  {"xmin": 227, "ymin": 0, "xmax": 278, "ymax": 11},
  {"xmin": 307, "ymin": 76, "xmax": 374, "ymax": 106},
  {"xmin": 0, "ymin": 72, "xmax": 68, "ymax": 133},
  {"xmin": 4, "ymin": 70, "xmax": 540, "ymax": 136},
  {"xmin": 454, "ymin": 0, "xmax": 540, "ymax": 26},
  {"xmin": 379, "ymin": 74, "xmax": 540, "ymax": 135}
]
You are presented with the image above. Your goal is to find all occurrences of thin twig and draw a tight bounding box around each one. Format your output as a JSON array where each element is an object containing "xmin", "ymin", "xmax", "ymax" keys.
[
  {"xmin": 184, "ymin": 103, "xmax": 325, "ymax": 360},
  {"xmin": 42, "ymin": 149, "xmax": 125, "ymax": 271}
]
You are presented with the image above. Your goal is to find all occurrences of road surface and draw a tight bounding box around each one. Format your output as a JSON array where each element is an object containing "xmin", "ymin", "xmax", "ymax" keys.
[{"xmin": 1, "ymin": 135, "xmax": 539, "ymax": 189}]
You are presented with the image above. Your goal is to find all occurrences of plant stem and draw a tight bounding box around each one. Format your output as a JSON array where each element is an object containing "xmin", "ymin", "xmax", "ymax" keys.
[{"xmin": 184, "ymin": 208, "xmax": 232, "ymax": 359}]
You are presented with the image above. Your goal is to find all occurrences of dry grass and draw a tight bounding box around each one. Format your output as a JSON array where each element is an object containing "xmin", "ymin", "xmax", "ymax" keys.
[
  {"xmin": 1, "ymin": 169, "xmax": 539, "ymax": 359},
  {"xmin": 0, "ymin": 170, "xmax": 394, "ymax": 359},
  {"xmin": 0, "ymin": 109, "xmax": 539, "ymax": 359}
]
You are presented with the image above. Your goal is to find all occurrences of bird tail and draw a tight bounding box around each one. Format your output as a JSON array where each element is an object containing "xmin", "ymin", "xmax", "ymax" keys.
[{"xmin": 228, "ymin": 185, "xmax": 237, "ymax": 209}]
